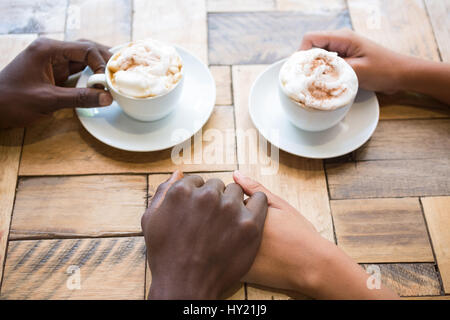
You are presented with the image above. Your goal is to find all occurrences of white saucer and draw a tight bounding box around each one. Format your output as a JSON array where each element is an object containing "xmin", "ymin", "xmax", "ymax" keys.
[
  {"xmin": 249, "ymin": 60, "xmax": 379, "ymax": 159},
  {"xmin": 76, "ymin": 45, "xmax": 215, "ymax": 152}
]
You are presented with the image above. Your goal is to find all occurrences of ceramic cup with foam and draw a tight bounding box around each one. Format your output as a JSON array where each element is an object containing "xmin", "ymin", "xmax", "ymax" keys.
[
  {"xmin": 87, "ymin": 39, "xmax": 184, "ymax": 122},
  {"xmin": 278, "ymin": 48, "xmax": 358, "ymax": 132}
]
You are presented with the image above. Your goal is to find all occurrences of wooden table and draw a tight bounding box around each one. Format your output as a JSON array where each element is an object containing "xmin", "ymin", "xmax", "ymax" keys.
[{"xmin": 0, "ymin": 0, "xmax": 449, "ymax": 300}]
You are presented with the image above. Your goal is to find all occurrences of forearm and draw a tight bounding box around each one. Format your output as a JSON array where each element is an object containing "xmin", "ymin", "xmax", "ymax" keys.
[
  {"xmin": 399, "ymin": 56, "xmax": 450, "ymax": 105},
  {"xmin": 291, "ymin": 237, "xmax": 399, "ymax": 300}
]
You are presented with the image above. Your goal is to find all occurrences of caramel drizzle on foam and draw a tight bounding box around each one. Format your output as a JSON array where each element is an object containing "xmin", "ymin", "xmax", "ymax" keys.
[
  {"xmin": 107, "ymin": 45, "xmax": 183, "ymax": 98},
  {"xmin": 291, "ymin": 56, "xmax": 347, "ymax": 109}
]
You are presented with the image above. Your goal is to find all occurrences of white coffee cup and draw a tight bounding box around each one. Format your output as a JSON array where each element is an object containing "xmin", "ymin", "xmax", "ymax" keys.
[
  {"xmin": 87, "ymin": 51, "xmax": 184, "ymax": 122},
  {"xmin": 278, "ymin": 79, "xmax": 354, "ymax": 132}
]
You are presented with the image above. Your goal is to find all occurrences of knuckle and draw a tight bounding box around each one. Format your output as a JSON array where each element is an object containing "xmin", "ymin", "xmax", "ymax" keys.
[
  {"xmin": 239, "ymin": 218, "xmax": 260, "ymax": 238},
  {"xmin": 221, "ymin": 197, "xmax": 239, "ymax": 213},
  {"xmin": 196, "ymin": 187, "xmax": 220, "ymax": 203},
  {"xmin": 253, "ymin": 191, "xmax": 268, "ymax": 204},
  {"xmin": 77, "ymin": 88, "xmax": 90, "ymax": 107},
  {"xmin": 28, "ymin": 37, "xmax": 50, "ymax": 52},
  {"xmin": 168, "ymin": 180, "xmax": 191, "ymax": 198}
]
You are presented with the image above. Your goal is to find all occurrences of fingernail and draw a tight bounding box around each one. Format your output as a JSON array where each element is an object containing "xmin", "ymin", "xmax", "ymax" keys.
[
  {"xmin": 234, "ymin": 170, "xmax": 244, "ymax": 179},
  {"xmin": 99, "ymin": 92, "xmax": 113, "ymax": 106},
  {"xmin": 170, "ymin": 170, "xmax": 183, "ymax": 181}
]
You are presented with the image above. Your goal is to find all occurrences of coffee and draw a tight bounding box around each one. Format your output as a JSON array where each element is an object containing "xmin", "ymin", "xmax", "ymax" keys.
[
  {"xmin": 279, "ymin": 48, "xmax": 358, "ymax": 111},
  {"xmin": 108, "ymin": 39, "xmax": 183, "ymax": 98}
]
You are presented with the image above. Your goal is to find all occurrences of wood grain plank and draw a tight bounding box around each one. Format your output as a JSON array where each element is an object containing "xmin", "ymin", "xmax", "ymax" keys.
[
  {"xmin": 378, "ymin": 92, "xmax": 450, "ymax": 120},
  {"xmin": 0, "ymin": 0, "xmax": 67, "ymax": 34},
  {"xmin": 0, "ymin": 34, "xmax": 38, "ymax": 286},
  {"xmin": 421, "ymin": 196, "xmax": 450, "ymax": 293},
  {"xmin": 19, "ymin": 106, "xmax": 236, "ymax": 175},
  {"xmin": 207, "ymin": 0, "xmax": 275, "ymax": 12},
  {"xmin": 347, "ymin": 0, "xmax": 440, "ymax": 61},
  {"xmin": 354, "ymin": 119, "xmax": 450, "ymax": 161},
  {"xmin": 146, "ymin": 172, "xmax": 245, "ymax": 300},
  {"xmin": 208, "ymin": 11, "xmax": 351, "ymax": 65},
  {"xmin": 326, "ymin": 159, "xmax": 450, "ymax": 199},
  {"xmin": 246, "ymin": 284, "xmax": 309, "ymax": 300},
  {"xmin": 210, "ymin": 66, "xmax": 232, "ymax": 105},
  {"xmin": 10, "ymin": 175, "xmax": 147, "ymax": 240},
  {"xmin": 40, "ymin": 33, "xmax": 65, "ymax": 41},
  {"xmin": 405, "ymin": 295, "xmax": 450, "ymax": 300},
  {"xmin": 65, "ymin": 0, "xmax": 131, "ymax": 46},
  {"xmin": 0, "ymin": 129, "xmax": 24, "ymax": 286},
  {"xmin": 233, "ymin": 65, "xmax": 334, "ymax": 241},
  {"xmin": 133, "ymin": 0, "xmax": 207, "ymax": 64},
  {"xmin": 361, "ymin": 263, "xmax": 441, "ymax": 297},
  {"xmin": 424, "ymin": 0, "xmax": 450, "ymax": 62},
  {"xmin": 331, "ymin": 198, "xmax": 434, "ymax": 263},
  {"xmin": 276, "ymin": 0, "xmax": 346, "ymax": 12},
  {"xmin": 233, "ymin": 65, "xmax": 333, "ymax": 300},
  {"xmin": 0, "ymin": 237, "xmax": 146, "ymax": 299},
  {"xmin": 0, "ymin": 34, "xmax": 38, "ymax": 68}
]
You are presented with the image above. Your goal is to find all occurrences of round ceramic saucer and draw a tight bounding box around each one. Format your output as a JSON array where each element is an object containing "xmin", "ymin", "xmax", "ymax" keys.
[
  {"xmin": 76, "ymin": 45, "xmax": 215, "ymax": 152},
  {"xmin": 249, "ymin": 60, "xmax": 379, "ymax": 159}
]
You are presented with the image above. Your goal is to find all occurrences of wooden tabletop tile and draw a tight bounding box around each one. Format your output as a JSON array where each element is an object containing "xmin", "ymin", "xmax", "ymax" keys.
[
  {"xmin": 133, "ymin": 0, "xmax": 207, "ymax": 64},
  {"xmin": 421, "ymin": 196, "xmax": 450, "ymax": 293},
  {"xmin": 361, "ymin": 263, "xmax": 441, "ymax": 296},
  {"xmin": 10, "ymin": 175, "xmax": 147, "ymax": 240},
  {"xmin": 354, "ymin": 119, "xmax": 450, "ymax": 161},
  {"xmin": 210, "ymin": 66, "xmax": 232, "ymax": 105},
  {"xmin": 65, "ymin": 0, "xmax": 131, "ymax": 46},
  {"xmin": 378, "ymin": 92, "xmax": 450, "ymax": 120},
  {"xmin": 0, "ymin": 0, "xmax": 66, "ymax": 34},
  {"xmin": 208, "ymin": 11, "xmax": 351, "ymax": 65},
  {"xmin": 348, "ymin": 0, "xmax": 440, "ymax": 61},
  {"xmin": 276, "ymin": 0, "xmax": 346, "ymax": 12},
  {"xmin": 247, "ymin": 284, "xmax": 309, "ymax": 300},
  {"xmin": 0, "ymin": 34, "xmax": 38, "ymax": 286},
  {"xmin": 207, "ymin": 0, "xmax": 275, "ymax": 12},
  {"xmin": 424, "ymin": 0, "xmax": 450, "ymax": 62},
  {"xmin": 233, "ymin": 65, "xmax": 334, "ymax": 242},
  {"xmin": 331, "ymin": 198, "xmax": 433, "ymax": 263},
  {"xmin": 326, "ymin": 159, "xmax": 450, "ymax": 199},
  {"xmin": 0, "ymin": 237, "xmax": 145, "ymax": 299},
  {"xmin": 19, "ymin": 106, "xmax": 236, "ymax": 176}
]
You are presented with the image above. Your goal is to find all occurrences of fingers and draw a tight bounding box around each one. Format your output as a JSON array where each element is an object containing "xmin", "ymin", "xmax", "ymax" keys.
[
  {"xmin": 245, "ymin": 191, "xmax": 268, "ymax": 229},
  {"xmin": 77, "ymin": 39, "xmax": 112, "ymax": 62},
  {"xmin": 59, "ymin": 40, "xmax": 109, "ymax": 75},
  {"xmin": 223, "ymin": 183, "xmax": 244, "ymax": 202},
  {"xmin": 51, "ymin": 86, "xmax": 113, "ymax": 110},
  {"xmin": 182, "ymin": 175, "xmax": 205, "ymax": 188},
  {"xmin": 203, "ymin": 178, "xmax": 226, "ymax": 193},
  {"xmin": 233, "ymin": 170, "xmax": 284, "ymax": 208},
  {"xmin": 148, "ymin": 170, "xmax": 184, "ymax": 212},
  {"xmin": 299, "ymin": 29, "xmax": 359, "ymax": 58}
]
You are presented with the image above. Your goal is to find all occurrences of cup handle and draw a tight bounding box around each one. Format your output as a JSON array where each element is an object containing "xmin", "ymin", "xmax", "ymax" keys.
[{"xmin": 87, "ymin": 73, "xmax": 107, "ymax": 88}]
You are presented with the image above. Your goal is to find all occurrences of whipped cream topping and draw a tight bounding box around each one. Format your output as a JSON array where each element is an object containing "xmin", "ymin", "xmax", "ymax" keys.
[
  {"xmin": 279, "ymin": 48, "xmax": 358, "ymax": 110},
  {"xmin": 108, "ymin": 39, "xmax": 183, "ymax": 98}
]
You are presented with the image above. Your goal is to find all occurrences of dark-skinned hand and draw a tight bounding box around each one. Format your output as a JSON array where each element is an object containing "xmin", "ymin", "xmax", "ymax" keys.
[
  {"xmin": 141, "ymin": 171, "xmax": 268, "ymax": 300},
  {"xmin": 0, "ymin": 37, "xmax": 113, "ymax": 128}
]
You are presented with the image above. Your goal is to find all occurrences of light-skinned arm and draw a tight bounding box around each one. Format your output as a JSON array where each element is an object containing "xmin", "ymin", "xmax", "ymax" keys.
[
  {"xmin": 234, "ymin": 170, "xmax": 399, "ymax": 300},
  {"xmin": 300, "ymin": 29, "xmax": 450, "ymax": 105}
]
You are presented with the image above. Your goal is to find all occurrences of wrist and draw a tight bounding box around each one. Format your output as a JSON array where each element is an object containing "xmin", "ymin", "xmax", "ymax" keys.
[{"xmin": 285, "ymin": 233, "xmax": 338, "ymax": 296}]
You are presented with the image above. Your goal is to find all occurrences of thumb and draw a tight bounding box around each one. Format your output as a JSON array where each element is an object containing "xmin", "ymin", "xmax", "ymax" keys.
[
  {"xmin": 52, "ymin": 86, "xmax": 113, "ymax": 110},
  {"xmin": 148, "ymin": 170, "xmax": 184, "ymax": 211},
  {"xmin": 233, "ymin": 170, "xmax": 283, "ymax": 207}
]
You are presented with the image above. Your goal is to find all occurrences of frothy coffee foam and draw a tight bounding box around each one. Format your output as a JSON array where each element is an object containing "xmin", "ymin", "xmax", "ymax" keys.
[
  {"xmin": 279, "ymin": 48, "xmax": 358, "ymax": 110},
  {"xmin": 108, "ymin": 39, "xmax": 183, "ymax": 98}
]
